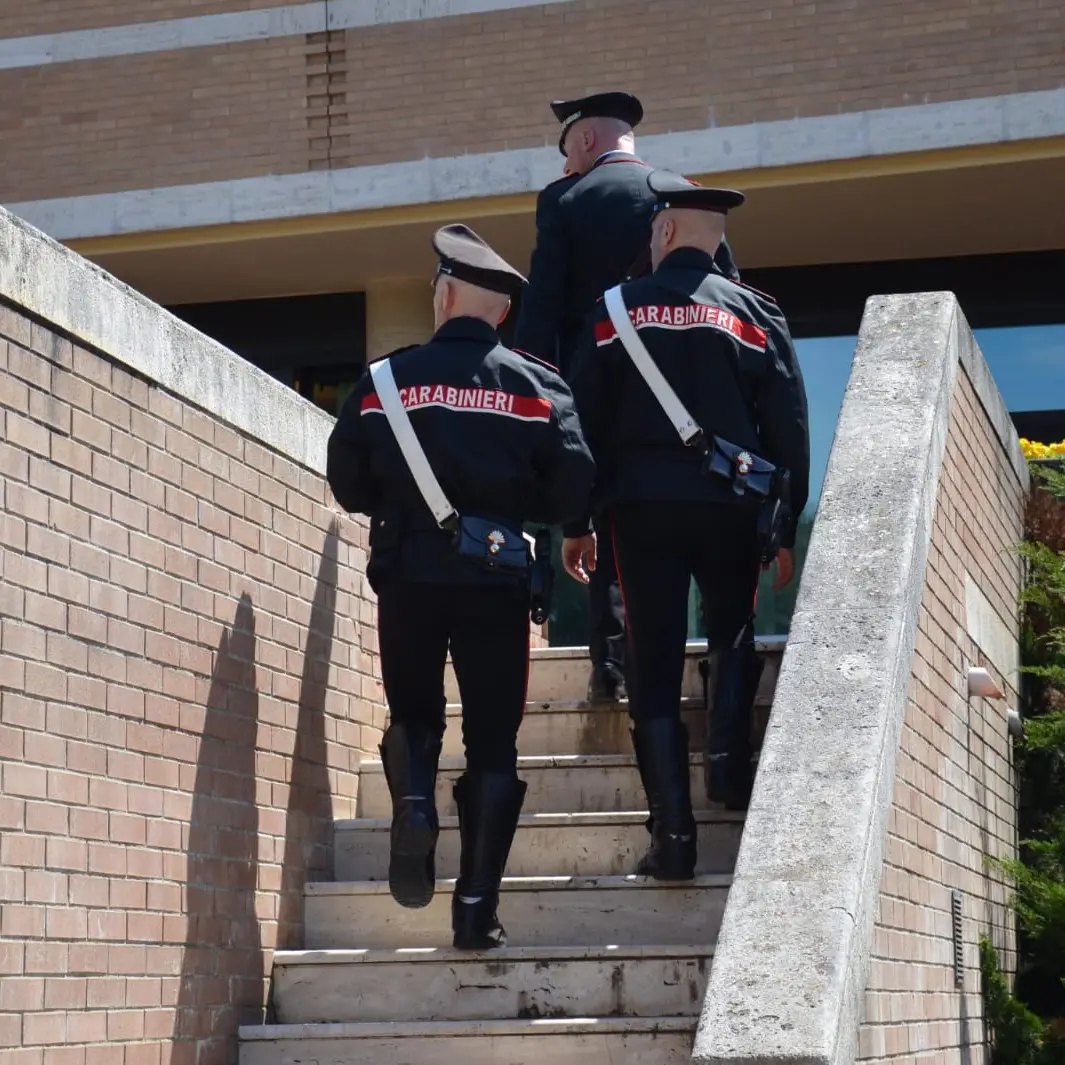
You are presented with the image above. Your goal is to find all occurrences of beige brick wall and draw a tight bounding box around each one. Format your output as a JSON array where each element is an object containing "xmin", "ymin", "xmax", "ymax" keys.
[
  {"xmin": 3, "ymin": 0, "xmax": 1065, "ymax": 202},
  {"xmin": 0, "ymin": 301, "xmax": 385, "ymax": 1064},
  {"xmin": 328, "ymin": 0, "xmax": 1065, "ymax": 167},
  {"xmin": 857, "ymin": 369, "xmax": 1024, "ymax": 1062},
  {"xmin": 0, "ymin": 0, "xmax": 296, "ymax": 38},
  {"xmin": 0, "ymin": 40, "xmax": 311, "ymax": 203}
]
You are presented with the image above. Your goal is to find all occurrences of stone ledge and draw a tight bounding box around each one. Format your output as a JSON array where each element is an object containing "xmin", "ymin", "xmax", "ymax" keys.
[
  {"xmin": 0, "ymin": 205, "xmax": 335, "ymax": 474},
  {"xmin": 11, "ymin": 88, "xmax": 1065, "ymax": 241},
  {"xmin": 953, "ymin": 315, "xmax": 1030, "ymax": 491},
  {"xmin": 692, "ymin": 292, "xmax": 969, "ymax": 1065}
]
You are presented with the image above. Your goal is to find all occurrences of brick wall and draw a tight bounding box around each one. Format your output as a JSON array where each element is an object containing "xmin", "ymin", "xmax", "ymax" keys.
[
  {"xmin": 0, "ymin": 299, "xmax": 385, "ymax": 1064},
  {"xmin": 3, "ymin": 0, "xmax": 1065, "ymax": 201},
  {"xmin": 857, "ymin": 369, "xmax": 1024, "ymax": 1061},
  {"xmin": 0, "ymin": 41, "xmax": 311, "ymax": 203},
  {"xmin": 0, "ymin": 0, "xmax": 295, "ymax": 38}
]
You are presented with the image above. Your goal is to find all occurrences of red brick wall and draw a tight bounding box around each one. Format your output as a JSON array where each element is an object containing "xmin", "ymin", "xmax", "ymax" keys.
[
  {"xmin": 0, "ymin": 300, "xmax": 384, "ymax": 1064},
  {"xmin": 857, "ymin": 369, "xmax": 1024, "ymax": 1062},
  {"xmin": 3, "ymin": 0, "xmax": 1065, "ymax": 201}
]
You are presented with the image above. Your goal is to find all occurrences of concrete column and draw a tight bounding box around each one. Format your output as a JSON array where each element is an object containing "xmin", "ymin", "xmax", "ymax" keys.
[{"xmin": 365, "ymin": 278, "xmax": 436, "ymax": 362}]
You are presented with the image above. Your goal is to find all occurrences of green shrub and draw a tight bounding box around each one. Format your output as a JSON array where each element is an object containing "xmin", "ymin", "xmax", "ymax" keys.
[
  {"xmin": 983, "ymin": 462, "xmax": 1065, "ymax": 1061},
  {"xmin": 980, "ymin": 937, "xmax": 1046, "ymax": 1065}
]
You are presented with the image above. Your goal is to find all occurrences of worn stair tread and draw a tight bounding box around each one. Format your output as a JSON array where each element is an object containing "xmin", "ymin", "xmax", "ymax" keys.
[
  {"xmin": 274, "ymin": 943, "xmax": 714, "ymax": 966},
  {"xmin": 304, "ymin": 873, "xmax": 731, "ymax": 950},
  {"xmin": 307, "ymin": 873, "xmax": 733, "ymax": 897},
  {"xmin": 336, "ymin": 808, "xmax": 743, "ymax": 832},
  {"xmin": 523, "ymin": 638, "xmax": 785, "ymax": 661},
  {"xmin": 446, "ymin": 696, "xmax": 717, "ymax": 712},
  {"xmin": 443, "ymin": 695, "xmax": 772, "ymax": 716},
  {"xmin": 241, "ymin": 1016, "xmax": 696, "ymax": 1039},
  {"xmin": 271, "ymin": 945, "xmax": 714, "ymax": 1024},
  {"xmin": 360, "ymin": 752, "xmax": 705, "ymax": 774}
]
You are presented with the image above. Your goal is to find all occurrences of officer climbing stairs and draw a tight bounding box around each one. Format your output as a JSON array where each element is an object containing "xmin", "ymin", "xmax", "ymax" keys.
[{"xmin": 239, "ymin": 637, "xmax": 784, "ymax": 1064}]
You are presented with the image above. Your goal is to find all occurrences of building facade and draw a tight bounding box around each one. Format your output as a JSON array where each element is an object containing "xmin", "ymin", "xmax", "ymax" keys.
[{"xmin": 3, "ymin": 0, "xmax": 1064, "ymax": 637}]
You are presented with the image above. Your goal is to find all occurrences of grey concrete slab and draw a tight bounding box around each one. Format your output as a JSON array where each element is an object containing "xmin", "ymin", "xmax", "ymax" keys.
[
  {"xmin": 239, "ymin": 1017, "xmax": 696, "ymax": 1064},
  {"xmin": 334, "ymin": 809, "xmax": 744, "ymax": 881},
  {"xmin": 304, "ymin": 874, "xmax": 731, "ymax": 950},
  {"xmin": 271, "ymin": 944, "xmax": 713, "ymax": 1023}
]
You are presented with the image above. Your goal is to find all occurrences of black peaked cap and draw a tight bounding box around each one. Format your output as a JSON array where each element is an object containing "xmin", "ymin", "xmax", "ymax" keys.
[
  {"xmin": 647, "ymin": 169, "xmax": 745, "ymax": 214},
  {"xmin": 432, "ymin": 224, "xmax": 526, "ymax": 298},
  {"xmin": 550, "ymin": 91, "xmax": 643, "ymax": 154}
]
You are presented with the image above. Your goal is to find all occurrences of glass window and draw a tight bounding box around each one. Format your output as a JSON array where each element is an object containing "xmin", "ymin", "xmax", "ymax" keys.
[
  {"xmin": 974, "ymin": 324, "xmax": 1065, "ymax": 413},
  {"xmin": 752, "ymin": 335, "xmax": 856, "ymax": 635},
  {"xmin": 750, "ymin": 322, "xmax": 1065, "ymax": 636},
  {"xmin": 168, "ymin": 292, "xmax": 367, "ymax": 417}
]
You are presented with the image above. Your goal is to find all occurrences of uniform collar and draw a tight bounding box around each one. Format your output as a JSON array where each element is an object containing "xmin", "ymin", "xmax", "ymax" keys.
[
  {"xmin": 656, "ymin": 246, "xmax": 721, "ymax": 274},
  {"xmin": 432, "ymin": 316, "xmax": 501, "ymax": 344},
  {"xmin": 590, "ymin": 149, "xmax": 642, "ymax": 169}
]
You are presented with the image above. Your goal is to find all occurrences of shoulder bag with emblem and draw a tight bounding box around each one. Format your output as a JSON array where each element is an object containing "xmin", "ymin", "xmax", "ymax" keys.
[
  {"xmin": 368, "ymin": 358, "xmax": 533, "ymax": 574},
  {"xmin": 601, "ymin": 285, "xmax": 791, "ymax": 560}
]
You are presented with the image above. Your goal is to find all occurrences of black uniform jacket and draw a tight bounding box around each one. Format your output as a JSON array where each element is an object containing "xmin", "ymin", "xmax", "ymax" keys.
[
  {"xmin": 327, "ymin": 316, "xmax": 595, "ymax": 585},
  {"xmin": 565, "ymin": 247, "xmax": 810, "ymax": 547},
  {"xmin": 514, "ymin": 152, "xmax": 740, "ymax": 375}
]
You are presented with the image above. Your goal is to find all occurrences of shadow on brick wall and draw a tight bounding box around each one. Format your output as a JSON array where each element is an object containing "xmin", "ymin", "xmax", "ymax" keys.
[
  {"xmin": 173, "ymin": 593, "xmax": 263, "ymax": 1065},
  {"xmin": 276, "ymin": 522, "xmax": 339, "ymax": 953}
]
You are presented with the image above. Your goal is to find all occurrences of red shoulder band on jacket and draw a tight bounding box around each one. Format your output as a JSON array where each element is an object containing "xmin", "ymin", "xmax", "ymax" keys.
[
  {"xmin": 512, "ymin": 347, "xmax": 560, "ymax": 372},
  {"xmin": 733, "ymin": 279, "xmax": 778, "ymax": 305}
]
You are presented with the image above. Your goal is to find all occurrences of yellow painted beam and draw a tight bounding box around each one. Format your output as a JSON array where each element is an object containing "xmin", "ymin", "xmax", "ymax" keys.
[
  {"xmin": 69, "ymin": 134, "xmax": 1065, "ymax": 258},
  {"xmin": 69, "ymin": 192, "xmax": 537, "ymax": 256},
  {"xmin": 700, "ymin": 134, "xmax": 1065, "ymax": 189}
]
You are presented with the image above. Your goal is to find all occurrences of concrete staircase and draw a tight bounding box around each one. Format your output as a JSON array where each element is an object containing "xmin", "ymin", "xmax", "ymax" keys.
[{"xmin": 240, "ymin": 639, "xmax": 783, "ymax": 1064}]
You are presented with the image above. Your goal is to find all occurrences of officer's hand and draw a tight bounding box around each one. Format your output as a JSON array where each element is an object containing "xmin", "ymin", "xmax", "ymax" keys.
[
  {"xmin": 773, "ymin": 548, "xmax": 795, "ymax": 591},
  {"xmin": 562, "ymin": 534, "xmax": 597, "ymax": 584}
]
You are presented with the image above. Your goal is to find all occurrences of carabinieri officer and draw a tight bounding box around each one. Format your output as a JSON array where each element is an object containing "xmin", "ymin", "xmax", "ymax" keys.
[
  {"xmin": 562, "ymin": 171, "xmax": 809, "ymax": 879},
  {"xmin": 328, "ymin": 225, "xmax": 595, "ymax": 948},
  {"xmin": 515, "ymin": 90, "xmax": 740, "ymax": 706}
]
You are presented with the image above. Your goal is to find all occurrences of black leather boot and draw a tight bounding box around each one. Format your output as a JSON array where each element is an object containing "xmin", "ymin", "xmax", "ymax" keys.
[
  {"xmin": 588, "ymin": 663, "xmax": 627, "ymax": 704},
  {"xmin": 379, "ymin": 723, "xmax": 442, "ymax": 909},
  {"xmin": 631, "ymin": 717, "xmax": 697, "ymax": 881},
  {"xmin": 451, "ymin": 771, "xmax": 527, "ymax": 950},
  {"xmin": 703, "ymin": 642, "xmax": 764, "ymax": 811}
]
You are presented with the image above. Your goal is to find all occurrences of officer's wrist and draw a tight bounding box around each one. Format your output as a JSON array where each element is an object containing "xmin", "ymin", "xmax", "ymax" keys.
[{"xmin": 562, "ymin": 517, "xmax": 593, "ymax": 539}]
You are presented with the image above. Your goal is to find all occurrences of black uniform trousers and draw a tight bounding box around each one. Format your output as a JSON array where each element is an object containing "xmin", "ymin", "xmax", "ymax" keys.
[
  {"xmin": 376, "ymin": 579, "xmax": 530, "ymax": 774},
  {"xmin": 589, "ymin": 525, "xmax": 626, "ymax": 676},
  {"xmin": 609, "ymin": 501, "xmax": 762, "ymax": 721}
]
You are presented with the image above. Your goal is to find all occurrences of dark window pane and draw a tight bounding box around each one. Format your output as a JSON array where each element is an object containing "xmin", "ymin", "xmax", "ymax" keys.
[{"xmin": 168, "ymin": 292, "xmax": 367, "ymax": 416}]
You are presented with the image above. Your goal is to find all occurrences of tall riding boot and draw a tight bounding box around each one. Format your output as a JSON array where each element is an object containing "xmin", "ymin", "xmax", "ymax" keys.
[
  {"xmin": 703, "ymin": 643, "xmax": 764, "ymax": 811},
  {"xmin": 451, "ymin": 771, "xmax": 527, "ymax": 950},
  {"xmin": 379, "ymin": 722, "xmax": 442, "ymax": 909},
  {"xmin": 631, "ymin": 717, "xmax": 697, "ymax": 881}
]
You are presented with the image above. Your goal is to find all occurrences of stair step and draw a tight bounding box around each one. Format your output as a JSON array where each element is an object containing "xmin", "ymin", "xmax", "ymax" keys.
[
  {"xmin": 445, "ymin": 638, "xmax": 784, "ymax": 705},
  {"xmin": 239, "ymin": 1016, "xmax": 695, "ymax": 1064},
  {"xmin": 305, "ymin": 873, "xmax": 731, "ymax": 950},
  {"xmin": 270, "ymin": 944, "xmax": 713, "ymax": 1024},
  {"xmin": 440, "ymin": 696, "xmax": 771, "ymax": 757},
  {"xmin": 334, "ymin": 809, "xmax": 743, "ymax": 881},
  {"xmin": 358, "ymin": 753, "xmax": 719, "ymax": 816}
]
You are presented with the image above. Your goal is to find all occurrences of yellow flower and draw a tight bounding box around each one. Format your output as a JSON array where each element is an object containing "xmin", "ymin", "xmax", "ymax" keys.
[{"xmin": 1021, "ymin": 437, "xmax": 1065, "ymax": 461}]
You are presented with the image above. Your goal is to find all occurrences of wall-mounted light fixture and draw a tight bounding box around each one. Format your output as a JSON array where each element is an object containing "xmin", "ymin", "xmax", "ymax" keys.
[
  {"xmin": 967, "ymin": 667, "xmax": 1004, "ymax": 700},
  {"xmin": 967, "ymin": 667, "xmax": 1025, "ymax": 739}
]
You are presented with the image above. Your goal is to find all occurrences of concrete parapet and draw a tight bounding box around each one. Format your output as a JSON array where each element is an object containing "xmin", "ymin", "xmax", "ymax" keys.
[{"xmin": 693, "ymin": 293, "xmax": 1027, "ymax": 1065}]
